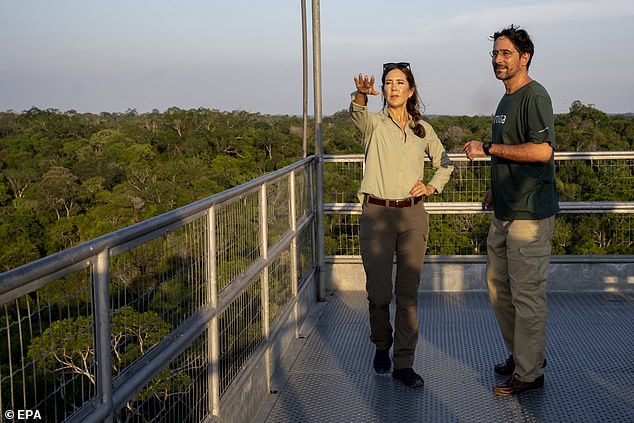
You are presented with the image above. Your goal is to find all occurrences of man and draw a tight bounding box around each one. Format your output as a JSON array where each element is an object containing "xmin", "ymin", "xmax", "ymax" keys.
[{"xmin": 463, "ymin": 25, "xmax": 559, "ymax": 396}]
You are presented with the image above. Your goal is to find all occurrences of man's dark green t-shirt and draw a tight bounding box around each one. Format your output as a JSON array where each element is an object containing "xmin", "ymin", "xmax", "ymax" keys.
[{"xmin": 491, "ymin": 81, "xmax": 560, "ymax": 220}]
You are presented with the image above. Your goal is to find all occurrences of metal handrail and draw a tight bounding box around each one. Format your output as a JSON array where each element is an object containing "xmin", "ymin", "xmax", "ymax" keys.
[
  {"xmin": 324, "ymin": 151, "xmax": 634, "ymax": 162},
  {"xmin": 326, "ymin": 201, "xmax": 634, "ymax": 214}
]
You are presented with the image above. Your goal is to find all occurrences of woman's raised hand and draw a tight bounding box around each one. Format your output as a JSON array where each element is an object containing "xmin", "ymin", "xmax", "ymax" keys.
[{"xmin": 354, "ymin": 74, "xmax": 380, "ymax": 96}]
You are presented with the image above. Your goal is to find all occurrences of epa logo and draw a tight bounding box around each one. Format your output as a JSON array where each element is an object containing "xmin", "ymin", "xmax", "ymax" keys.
[{"xmin": 4, "ymin": 410, "xmax": 42, "ymax": 420}]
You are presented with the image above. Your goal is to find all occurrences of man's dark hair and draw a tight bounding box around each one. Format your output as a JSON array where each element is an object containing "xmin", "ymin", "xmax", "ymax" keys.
[{"xmin": 491, "ymin": 24, "xmax": 534, "ymax": 70}]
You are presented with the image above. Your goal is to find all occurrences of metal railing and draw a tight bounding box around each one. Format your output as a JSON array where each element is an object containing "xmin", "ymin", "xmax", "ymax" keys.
[
  {"xmin": 324, "ymin": 151, "xmax": 634, "ymax": 257},
  {"xmin": 1, "ymin": 151, "xmax": 632, "ymax": 423},
  {"xmin": 0, "ymin": 157, "xmax": 317, "ymax": 422}
]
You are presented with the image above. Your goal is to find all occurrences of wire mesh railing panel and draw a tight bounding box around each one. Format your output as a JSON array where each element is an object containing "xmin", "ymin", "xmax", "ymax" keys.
[
  {"xmin": 325, "ymin": 212, "xmax": 634, "ymax": 257},
  {"xmin": 267, "ymin": 179, "xmax": 291, "ymax": 247},
  {"xmin": 324, "ymin": 160, "xmax": 363, "ymax": 204},
  {"xmin": 323, "ymin": 156, "xmax": 491, "ymax": 204},
  {"xmin": 426, "ymin": 158, "xmax": 491, "ymax": 203},
  {"xmin": 108, "ymin": 218, "xmax": 208, "ymax": 379},
  {"xmin": 1, "ymin": 268, "xmax": 94, "ymax": 423},
  {"xmin": 295, "ymin": 163, "xmax": 312, "ymax": 220},
  {"xmin": 297, "ymin": 223, "xmax": 315, "ymax": 288},
  {"xmin": 268, "ymin": 248, "xmax": 293, "ymax": 324},
  {"xmin": 324, "ymin": 154, "xmax": 634, "ymax": 204},
  {"xmin": 554, "ymin": 213, "xmax": 634, "ymax": 255},
  {"xmin": 324, "ymin": 153, "xmax": 634, "ymax": 257},
  {"xmin": 428, "ymin": 214, "xmax": 491, "ymax": 255},
  {"xmin": 324, "ymin": 214, "xmax": 361, "ymax": 256},
  {"xmin": 115, "ymin": 331, "xmax": 209, "ymax": 423},
  {"xmin": 218, "ymin": 278, "xmax": 263, "ymax": 397},
  {"xmin": 556, "ymin": 158, "xmax": 634, "ymax": 201},
  {"xmin": 216, "ymin": 191, "xmax": 260, "ymax": 292}
]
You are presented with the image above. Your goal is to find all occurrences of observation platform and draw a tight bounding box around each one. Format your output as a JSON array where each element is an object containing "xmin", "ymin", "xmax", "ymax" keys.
[
  {"xmin": 2, "ymin": 153, "xmax": 632, "ymax": 423},
  {"xmin": 256, "ymin": 290, "xmax": 634, "ymax": 423}
]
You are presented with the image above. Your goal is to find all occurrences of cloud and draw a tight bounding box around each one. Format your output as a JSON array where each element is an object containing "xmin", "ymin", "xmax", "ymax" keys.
[
  {"xmin": 414, "ymin": 0, "xmax": 634, "ymax": 40},
  {"xmin": 326, "ymin": 0, "xmax": 634, "ymax": 50}
]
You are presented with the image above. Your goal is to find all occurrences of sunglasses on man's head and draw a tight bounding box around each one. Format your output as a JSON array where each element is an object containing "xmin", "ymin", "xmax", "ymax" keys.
[{"xmin": 383, "ymin": 62, "xmax": 410, "ymax": 70}]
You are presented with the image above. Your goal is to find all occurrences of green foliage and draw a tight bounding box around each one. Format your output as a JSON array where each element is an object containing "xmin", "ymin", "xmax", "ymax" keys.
[
  {"xmin": 24, "ymin": 305, "xmax": 174, "ymax": 421},
  {"xmin": 0, "ymin": 102, "xmax": 632, "ymax": 270},
  {"xmin": 0, "ymin": 206, "xmax": 43, "ymax": 270},
  {"xmin": 0, "ymin": 107, "xmax": 307, "ymax": 270},
  {"xmin": 428, "ymin": 114, "xmax": 493, "ymax": 153}
]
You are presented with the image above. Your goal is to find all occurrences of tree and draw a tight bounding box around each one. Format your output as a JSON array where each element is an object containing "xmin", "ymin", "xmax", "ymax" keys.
[
  {"xmin": 0, "ymin": 235, "xmax": 40, "ymax": 271},
  {"xmin": 37, "ymin": 167, "xmax": 82, "ymax": 219},
  {"xmin": 26, "ymin": 306, "xmax": 176, "ymax": 422},
  {"xmin": 0, "ymin": 206, "xmax": 44, "ymax": 270},
  {"xmin": 2, "ymin": 148, "xmax": 40, "ymax": 202}
]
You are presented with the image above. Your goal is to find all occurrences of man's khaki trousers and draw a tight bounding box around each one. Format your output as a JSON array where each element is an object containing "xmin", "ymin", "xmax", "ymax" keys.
[{"xmin": 486, "ymin": 215, "xmax": 555, "ymax": 382}]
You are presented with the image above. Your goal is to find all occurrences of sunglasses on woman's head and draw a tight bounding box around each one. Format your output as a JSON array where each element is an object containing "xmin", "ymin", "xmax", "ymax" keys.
[{"xmin": 383, "ymin": 62, "xmax": 410, "ymax": 70}]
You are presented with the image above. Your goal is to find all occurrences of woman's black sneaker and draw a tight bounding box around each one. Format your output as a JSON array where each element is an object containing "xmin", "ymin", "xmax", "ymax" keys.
[
  {"xmin": 392, "ymin": 368, "xmax": 424, "ymax": 388},
  {"xmin": 373, "ymin": 348, "xmax": 391, "ymax": 373}
]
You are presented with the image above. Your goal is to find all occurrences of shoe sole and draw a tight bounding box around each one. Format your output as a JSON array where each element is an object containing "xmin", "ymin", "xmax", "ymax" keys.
[
  {"xmin": 392, "ymin": 373, "xmax": 424, "ymax": 388},
  {"xmin": 493, "ymin": 384, "xmax": 543, "ymax": 396},
  {"xmin": 394, "ymin": 379, "xmax": 424, "ymax": 388},
  {"xmin": 402, "ymin": 380, "xmax": 424, "ymax": 388}
]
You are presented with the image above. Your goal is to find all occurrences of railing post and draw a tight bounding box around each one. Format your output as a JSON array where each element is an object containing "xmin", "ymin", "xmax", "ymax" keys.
[
  {"xmin": 207, "ymin": 207, "xmax": 220, "ymax": 418},
  {"xmin": 301, "ymin": 0, "xmax": 308, "ymax": 158},
  {"xmin": 260, "ymin": 185, "xmax": 271, "ymax": 392},
  {"xmin": 312, "ymin": 0, "xmax": 326, "ymax": 301},
  {"xmin": 289, "ymin": 171, "xmax": 300, "ymax": 337},
  {"xmin": 94, "ymin": 250, "xmax": 113, "ymax": 422}
]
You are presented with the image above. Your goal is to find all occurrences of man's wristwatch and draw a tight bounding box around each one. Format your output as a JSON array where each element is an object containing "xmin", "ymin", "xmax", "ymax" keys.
[{"xmin": 482, "ymin": 142, "xmax": 492, "ymax": 156}]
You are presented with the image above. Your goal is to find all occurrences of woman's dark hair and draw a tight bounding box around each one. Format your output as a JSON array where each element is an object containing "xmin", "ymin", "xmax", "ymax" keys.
[
  {"xmin": 381, "ymin": 64, "xmax": 426, "ymax": 138},
  {"xmin": 491, "ymin": 24, "xmax": 535, "ymax": 70}
]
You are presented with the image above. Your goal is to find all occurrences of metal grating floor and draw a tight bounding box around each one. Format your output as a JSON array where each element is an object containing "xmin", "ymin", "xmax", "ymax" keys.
[{"xmin": 255, "ymin": 291, "xmax": 634, "ymax": 423}]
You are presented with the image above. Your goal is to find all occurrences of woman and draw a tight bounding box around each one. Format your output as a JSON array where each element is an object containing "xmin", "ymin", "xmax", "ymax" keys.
[{"xmin": 350, "ymin": 62, "xmax": 453, "ymax": 388}]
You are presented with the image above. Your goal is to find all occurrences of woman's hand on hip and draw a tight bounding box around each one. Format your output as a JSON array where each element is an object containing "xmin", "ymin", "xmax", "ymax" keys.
[{"xmin": 410, "ymin": 181, "xmax": 437, "ymax": 197}]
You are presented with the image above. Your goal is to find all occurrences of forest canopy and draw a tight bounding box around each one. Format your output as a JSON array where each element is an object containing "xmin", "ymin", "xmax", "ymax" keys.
[{"xmin": 1, "ymin": 101, "xmax": 632, "ymax": 271}]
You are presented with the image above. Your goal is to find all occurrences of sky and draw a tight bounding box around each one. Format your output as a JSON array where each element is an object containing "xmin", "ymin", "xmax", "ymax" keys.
[{"xmin": 1, "ymin": 0, "xmax": 633, "ymax": 117}]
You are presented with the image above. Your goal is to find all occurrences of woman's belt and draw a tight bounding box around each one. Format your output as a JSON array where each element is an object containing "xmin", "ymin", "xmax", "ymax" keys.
[{"xmin": 365, "ymin": 195, "xmax": 423, "ymax": 208}]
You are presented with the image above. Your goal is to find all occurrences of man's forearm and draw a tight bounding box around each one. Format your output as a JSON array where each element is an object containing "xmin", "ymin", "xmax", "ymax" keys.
[{"xmin": 489, "ymin": 141, "xmax": 553, "ymax": 163}]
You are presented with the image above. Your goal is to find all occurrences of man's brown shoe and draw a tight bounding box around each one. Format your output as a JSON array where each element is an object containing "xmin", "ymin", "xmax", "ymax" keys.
[
  {"xmin": 494, "ymin": 354, "xmax": 547, "ymax": 376},
  {"xmin": 493, "ymin": 374, "xmax": 544, "ymax": 396},
  {"xmin": 494, "ymin": 355, "xmax": 516, "ymax": 375}
]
